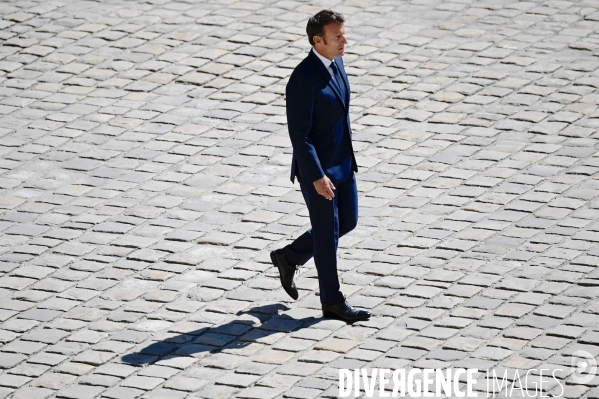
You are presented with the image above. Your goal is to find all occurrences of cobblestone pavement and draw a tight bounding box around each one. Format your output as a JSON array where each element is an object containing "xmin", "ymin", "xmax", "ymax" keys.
[{"xmin": 0, "ymin": 0, "xmax": 599, "ymax": 398}]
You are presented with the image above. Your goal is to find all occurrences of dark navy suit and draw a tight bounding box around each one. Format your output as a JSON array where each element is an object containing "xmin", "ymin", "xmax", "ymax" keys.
[{"xmin": 282, "ymin": 49, "xmax": 358, "ymax": 305}]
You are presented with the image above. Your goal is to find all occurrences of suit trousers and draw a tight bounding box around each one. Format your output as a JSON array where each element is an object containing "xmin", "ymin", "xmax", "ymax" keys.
[{"xmin": 282, "ymin": 172, "xmax": 358, "ymax": 305}]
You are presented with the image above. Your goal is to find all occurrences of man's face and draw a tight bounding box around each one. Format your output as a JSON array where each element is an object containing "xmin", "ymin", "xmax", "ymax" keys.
[{"xmin": 314, "ymin": 22, "xmax": 347, "ymax": 60}]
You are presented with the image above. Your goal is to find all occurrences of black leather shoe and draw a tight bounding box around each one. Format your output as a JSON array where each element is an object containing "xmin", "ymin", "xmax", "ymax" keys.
[
  {"xmin": 270, "ymin": 249, "xmax": 298, "ymax": 300},
  {"xmin": 322, "ymin": 300, "xmax": 371, "ymax": 322}
]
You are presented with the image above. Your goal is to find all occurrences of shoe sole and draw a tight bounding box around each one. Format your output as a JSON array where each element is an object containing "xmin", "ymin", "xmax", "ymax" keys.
[
  {"xmin": 322, "ymin": 310, "xmax": 370, "ymax": 322},
  {"xmin": 271, "ymin": 251, "xmax": 298, "ymax": 300}
]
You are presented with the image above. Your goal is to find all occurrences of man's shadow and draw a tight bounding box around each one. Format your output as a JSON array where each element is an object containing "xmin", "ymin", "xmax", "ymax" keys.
[{"xmin": 121, "ymin": 303, "xmax": 318, "ymax": 365}]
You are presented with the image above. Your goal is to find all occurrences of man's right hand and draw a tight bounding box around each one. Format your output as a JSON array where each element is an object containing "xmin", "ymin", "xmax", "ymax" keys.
[{"xmin": 313, "ymin": 176, "xmax": 336, "ymax": 200}]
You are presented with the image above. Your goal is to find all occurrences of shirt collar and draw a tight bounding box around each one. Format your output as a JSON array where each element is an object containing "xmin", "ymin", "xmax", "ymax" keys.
[{"xmin": 312, "ymin": 48, "xmax": 333, "ymax": 69}]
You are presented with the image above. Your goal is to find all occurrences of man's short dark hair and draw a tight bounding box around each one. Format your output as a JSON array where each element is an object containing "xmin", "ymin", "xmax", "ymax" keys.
[{"xmin": 306, "ymin": 9, "xmax": 345, "ymax": 46}]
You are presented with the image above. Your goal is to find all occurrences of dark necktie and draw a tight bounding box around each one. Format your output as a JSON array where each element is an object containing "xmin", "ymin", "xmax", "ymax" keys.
[{"xmin": 330, "ymin": 61, "xmax": 346, "ymax": 104}]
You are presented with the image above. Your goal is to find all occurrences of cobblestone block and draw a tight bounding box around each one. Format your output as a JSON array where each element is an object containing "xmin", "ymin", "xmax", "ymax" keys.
[
  {"xmin": 0, "ymin": 353, "xmax": 26, "ymax": 369},
  {"xmin": 55, "ymin": 385, "xmax": 105, "ymax": 399}
]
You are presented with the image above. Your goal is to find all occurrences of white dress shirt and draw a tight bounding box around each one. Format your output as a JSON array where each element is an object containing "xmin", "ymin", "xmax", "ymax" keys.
[{"xmin": 312, "ymin": 48, "xmax": 335, "ymax": 80}]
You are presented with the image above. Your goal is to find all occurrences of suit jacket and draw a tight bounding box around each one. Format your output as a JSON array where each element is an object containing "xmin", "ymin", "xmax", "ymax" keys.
[{"xmin": 286, "ymin": 49, "xmax": 357, "ymax": 184}]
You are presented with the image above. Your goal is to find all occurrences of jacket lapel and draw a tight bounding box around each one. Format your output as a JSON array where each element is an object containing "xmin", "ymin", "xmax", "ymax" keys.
[
  {"xmin": 309, "ymin": 50, "xmax": 346, "ymax": 111},
  {"xmin": 335, "ymin": 56, "xmax": 350, "ymax": 108}
]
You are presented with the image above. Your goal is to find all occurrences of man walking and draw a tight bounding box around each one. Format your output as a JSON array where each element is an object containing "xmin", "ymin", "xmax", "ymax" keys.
[{"xmin": 270, "ymin": 10, "xmax": 370, "ymax": 322}]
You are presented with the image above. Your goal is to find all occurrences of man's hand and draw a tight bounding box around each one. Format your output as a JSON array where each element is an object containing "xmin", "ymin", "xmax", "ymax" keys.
[{"xmin": 313, "ymin": 176, "xmax": 336, "ymax": 200}]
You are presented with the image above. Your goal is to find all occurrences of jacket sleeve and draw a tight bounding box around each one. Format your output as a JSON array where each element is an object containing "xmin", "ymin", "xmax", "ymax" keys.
[{"xmin": 286, "ymin": 71, "xmax": 325, "ymax": 183}]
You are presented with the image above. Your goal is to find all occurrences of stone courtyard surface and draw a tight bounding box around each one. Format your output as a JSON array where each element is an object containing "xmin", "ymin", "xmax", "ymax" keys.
[{"xmin": 0, "ymin": 0, "xmax": 599, "ymax": 398}]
